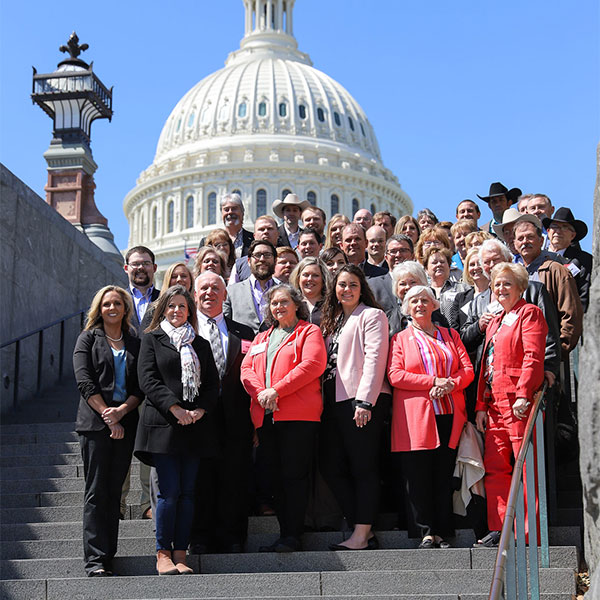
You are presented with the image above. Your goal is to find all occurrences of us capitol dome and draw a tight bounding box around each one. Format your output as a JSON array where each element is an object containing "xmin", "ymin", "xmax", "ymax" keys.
[{"xmin": 123, "ymin": 0, "xmax": 412, "ymax": 273}]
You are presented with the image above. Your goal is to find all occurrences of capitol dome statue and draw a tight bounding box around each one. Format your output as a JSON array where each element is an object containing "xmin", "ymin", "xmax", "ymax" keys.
[{"xmin": 124, "ymin": 0, "xmax": 412, "ymax": 273}]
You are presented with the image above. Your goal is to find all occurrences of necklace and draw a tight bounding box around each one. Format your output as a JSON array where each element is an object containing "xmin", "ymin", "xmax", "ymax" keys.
[
  {"xmin": 412, "ymin": 322, "xmax": 437, "ymax": 338},
  {"xmin": 105, "ymin": 332, "xmax": 123, "ymax": 342}
]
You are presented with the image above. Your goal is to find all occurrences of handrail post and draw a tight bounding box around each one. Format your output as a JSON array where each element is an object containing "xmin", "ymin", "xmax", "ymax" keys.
[{"xmin": 36, "ymin": 330, "xmax": 44, "ymax": 393}]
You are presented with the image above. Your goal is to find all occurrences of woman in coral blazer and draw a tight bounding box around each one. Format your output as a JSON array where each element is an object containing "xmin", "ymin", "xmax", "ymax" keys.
[
  {"xmin": 320, "ymin": 264, "xmax": 391, "ymax": 551},
  {"xmin": 241, "ymin": 284, "xmax": 327, "ymax": 553},
  {"xmin": 388, "ymin": 285, "xmax": 474, "ymax": 549},
  {"xmin": 474, "ymin": 263, "xmax": 548, "ymax": 547}
]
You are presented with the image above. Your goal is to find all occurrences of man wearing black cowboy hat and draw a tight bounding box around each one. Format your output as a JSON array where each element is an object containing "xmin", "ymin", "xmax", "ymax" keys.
[
  {"xmin": 544, "ymin": 207, "xmax": 592, "ymax": 312},
  {"xmin": 477, "ymin": 182, "xmax": 522, "ymax": 236}
]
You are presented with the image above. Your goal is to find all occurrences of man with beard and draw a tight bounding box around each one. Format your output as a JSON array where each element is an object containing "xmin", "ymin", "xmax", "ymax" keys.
[
  {"xmin": 199, "ymin": 193, "xmax": 254, "ymax": 258},
  {"xmin": 513, "ymin": 219, "xmax": 583, "ymax": 359},
  {"xmin": 477, "ymin": 182, "xmax": 522, "ymax": 236},
  {"xmin": 189, "ymin": 272, "xmax": 254, "ymax": 554},
  {"xmin": 229, "ymin": 216, "xmax": 279, "ymax": 284},
  {"xmin": 223, "ymin": 240, "xmax": 277, "ymax": 333},
  {"xmin": 123, "ymin": 245, "xmax": 159, "ymax": 521},
  {"xmin": 124, "ymin": 246, "xmax": 160, "ymax": 335}
]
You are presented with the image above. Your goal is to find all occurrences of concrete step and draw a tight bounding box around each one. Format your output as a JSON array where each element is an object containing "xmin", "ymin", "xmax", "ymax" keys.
[
  {"xmin": 0, "ymin": 568, "xmax": 577, "ymax": 600},
  {"xmin": 0, "ymin": 421, "xmax": 75, "ymax": 434},
  {"xmin": 0, "ymin": 476, "xmax": 141, "ymax": 494},
  {"xmin": 0, "ymin": 453, "xmax": 82, "ymax": 467},
  {"xmin": 0, "ymin": 547, "xmax": 578, "ymax": 580},
  {"xmin": 0, "ymin": 431, "xmax": 79, "ymax": 445},
  {"xmin": 0, "ymin": 441, "xmax": 81, "ymax": 456},
  {"xmin": 0, "ymin": 464, "xmax": 79, "ymax": 481}
]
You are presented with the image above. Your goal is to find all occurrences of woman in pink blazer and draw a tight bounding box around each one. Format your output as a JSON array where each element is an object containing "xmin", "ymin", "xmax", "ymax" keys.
[
  {"xmin": 474, "ymin": 263, "xmax": 547, "ymax": 547},
  {"xmin": 388, "ymin": 285, "xmax": 474, "ymax": 549},
  {"xmin": 241, "ymin": 284, "xmax": 327, "ymax": 553},
  {"xmin": 320, "ymin": 264, "xmax": 390, "ymax": 551}
]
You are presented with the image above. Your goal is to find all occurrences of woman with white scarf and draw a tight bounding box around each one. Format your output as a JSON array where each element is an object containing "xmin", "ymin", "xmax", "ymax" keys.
[{"xmin": 135, "ymin": 285, "xmax": 219, "ymax": 576}]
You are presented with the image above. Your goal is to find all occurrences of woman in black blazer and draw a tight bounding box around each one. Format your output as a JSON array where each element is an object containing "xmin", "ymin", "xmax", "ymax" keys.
[
  {"xmin": 135, "ymin": 285, "xmax": 219, "ymax": 575},
  {"xmin": 73, "ymin": 285, "xmax": 142, "ymax": 577}
]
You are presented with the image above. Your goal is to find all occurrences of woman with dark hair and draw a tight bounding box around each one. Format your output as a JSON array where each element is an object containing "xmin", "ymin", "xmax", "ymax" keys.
[
  {"xmin": 73, "ymin": 285, "xmax": 142, "ymax": 576},
  {"xmin": 289, "ymin": 257, "xmax": 331, "ymax": 326},
  {"xmin": 321, "ymin": 247, "xmax": 348, "ymax": 276},
  {"xmin": 135, "ymin": 285, "xmax": 219, "ymax": 575},
  {"xmin": 205, "ymin": 228, "xmax": 236, "ymax": 274},
  {"xmin": 320, "ymin": 265, "xmax": 390, "ymax": 550},
  {"xmin": 241, "ymin": 284, "xmax": 327, "ymax": 552},
  {"xmin": 416, "ymin": 208, "xmax": 439, "ymax": 232}
]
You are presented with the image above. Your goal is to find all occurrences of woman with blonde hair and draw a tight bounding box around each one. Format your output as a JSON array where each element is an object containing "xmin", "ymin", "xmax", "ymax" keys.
[
  {"xmin": 464, "ymin": 230, "xmax": 492, "ymax": 252},
  {"xmin": 289, "ymin": 257, "xmax": 331, "ymax": 326},
  {"xmin": 324, "ymin": 214, "xmax": 350, "ymax": 249},
  {"xmin": 194, "ymin": 246, "xmax": 229, "ymax": 279},
  {"xmin": 394, "ymin": 215, "xmax": 421, "ymax": 246},
  {"xmin": 205, "ymin": 228, "xmax": 236, "ymax": 273},
  {"xmin": 73, "ymin": 285, "xmax": 142, "ymax": 576}
]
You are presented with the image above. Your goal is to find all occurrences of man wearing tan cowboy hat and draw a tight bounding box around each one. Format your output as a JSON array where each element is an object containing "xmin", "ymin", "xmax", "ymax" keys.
[
  {"xmin": 272, "ymin": 193, "xmax": 310, "ymax": 249},
  {"xmin": 492, "ymin": 208, "xmax": 541, "ymax": 258},
  {"xmin": 477, "ymin": 182, "xmax": 522, "ymax": 236}
]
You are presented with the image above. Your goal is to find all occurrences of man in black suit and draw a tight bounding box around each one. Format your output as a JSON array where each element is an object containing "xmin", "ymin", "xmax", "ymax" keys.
[
  {"xmin": 123, "ymin": 246, "xmax": 161, "ymax": 335},
  {"xmin": 272, "ymin": 193, "xmax": 310, "ymax": 249},
  {"xmin": 190, "ymin": 272, "xmax": 255, "ymax": 553},
  {"xmin": 341, "ymin": 223, "xmax": 387, "ymax": 278},
  {"xmin": 122, "ymin": 246, "xmax": 159, "ymax": 520}
]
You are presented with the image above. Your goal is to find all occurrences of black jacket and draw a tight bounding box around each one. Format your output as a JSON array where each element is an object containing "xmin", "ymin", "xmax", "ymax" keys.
[
  {"xmin": 564, "ymin": 243, "xmax": 592, "ymax": 312},
  {"xmin": 199, "ymin": 228, "xmax": 254, "ymax": 257},
  {"xmin": 277, "ymin": 223, "xmax": 302, "ymax": 248},
  {"xmin": 129, "ymin": 287, "xmax": 160, "ymax": 335},
  {"xmin": 134, "ymin": 328, "xmax": 220, "ymax": 464},
  {"xmin": 73, "ymin": 329, "xmax": 142, "ymax": 434}
]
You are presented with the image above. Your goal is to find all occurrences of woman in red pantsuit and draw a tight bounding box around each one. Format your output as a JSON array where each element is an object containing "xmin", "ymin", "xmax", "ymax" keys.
[{"xmin": 474, "ymin": 263, "xmax": 548, "ymax": 547}]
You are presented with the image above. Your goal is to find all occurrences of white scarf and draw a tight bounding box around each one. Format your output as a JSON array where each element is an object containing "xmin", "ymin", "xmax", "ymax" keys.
[{"xmin": 161, "ymin": 320, "xmax": 201, "ymax": 403}]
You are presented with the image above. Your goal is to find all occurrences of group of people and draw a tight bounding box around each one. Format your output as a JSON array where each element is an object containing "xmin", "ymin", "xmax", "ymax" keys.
[{"xmin": 73, "ymin": 183, "xmax": 590, "ymax": 576}]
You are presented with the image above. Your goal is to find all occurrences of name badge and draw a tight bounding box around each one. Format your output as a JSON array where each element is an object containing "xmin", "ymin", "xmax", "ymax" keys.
[
  {"xmin": 241, "ymin": 339, "xmax": 252, "ymax": 354},
  {"xmin": 250, "ymin": 342, "xmax": 267, "ymax": 356},
  {"xmin": 566, "ymin": 262, "xmax": 581, "ymax": 277},
  {"xmin": 502, "ymin": 312, "xmax": 518, "ymax": 327},
  {"xmin": 487, "ymin": 300, "xmax": 503, "ymax": 315}
]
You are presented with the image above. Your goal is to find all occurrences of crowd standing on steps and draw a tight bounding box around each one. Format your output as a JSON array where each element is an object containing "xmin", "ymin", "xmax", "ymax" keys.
[{"xmin": 74, "ymin": 184, "xmax": 590, "ymax": 575}]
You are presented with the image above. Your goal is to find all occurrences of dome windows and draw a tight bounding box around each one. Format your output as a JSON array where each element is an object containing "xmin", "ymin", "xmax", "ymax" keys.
[
  {"xmin": 352, "ymin": 198, "xmax": 359, "ymax": 215},
  {"xmin": 166, "ymin": 201, "xmax": 174, "ymax": 233},
  {"xmin": 307, "ymin": 191, "xmax": 317, "ymax": 206},
  {"xmin": 185, "ymin": 196, "xmax": 194, "ymax": 229},
  {"xmin": 330, "ymin": 194, "xmax": 339, "ymax": 214},
  {"xmin": 151, "ymin": 206, "xmax": 158, "ymax": 239},
  {"xmin": 298, "ymin": 104, "xmax": 307, "ymax": 119},
  {"xmin": 281, "ymin": 189, "xmax": 292, "ymax": 200},
  {"xmin": 360, "ymin": 122, "xmax": 366, "ymax": 137},
  {"xmin": 207, "ymin": 192, "xmax": 217, "ymax": 225},
  {"xmin": 370, "ymin": 202, "xmax": 376, "ymax": 215},
  {"xmin": 256, "ymin": 189, "xmax": 267, "ymax": 218},
  {"xmin": 201, "ymin": 103, "xmax": 212, "ymax": 125},
  {"xmin": 218, "ymin": 100, "xmax": 230, "ymax": 122},
  {"xmin": 278, "ymin": 102, "xmax": 287, "ymax": 117},
  {"xmin": 238, "ymin": 102, "xmax": 247, "ymax": 118},
  {"xmin": 176, "ymin": 118, "xmax": 182, "ymax": 132},
  {"xmin": 317, "ymin": 108, "xmax": 325, "ymax": 122},
  {"xmin": 187, "ymin": 112, "xmax": 195, "ymax": 128},
  {"xmin": 333, "ymin": 112, "xmax": 341, "ymax": 127},
  {"xmin": 348, "ymin": 116, "xmax": 355, "ymax": 131},
  {"xmin": 258, "ymin": 101, "xmax": 268, "ymax": 117}
]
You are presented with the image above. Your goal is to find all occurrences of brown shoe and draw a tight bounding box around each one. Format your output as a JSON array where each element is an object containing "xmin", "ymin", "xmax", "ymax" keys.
[
  {"xmin": 142, "ymin": 507, "xmax": 153, "ymax": 520},
  {"xmin": 172, "ymin": 550, "xmax": 193, "ymax": 575},
  {"xmin": 156, "ymin": 550, "xmax": 179, "ymax": 575}
]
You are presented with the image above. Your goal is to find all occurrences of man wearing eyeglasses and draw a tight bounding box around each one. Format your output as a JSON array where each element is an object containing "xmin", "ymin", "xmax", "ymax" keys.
[
  {"xmin": 223, "ymin": 240, "xmax": 278, "ymax": 333},
  {"xmin": 368, "ymin": 234, "xmax": 415, "ymax": 317},
  {"xmin": 124, "ymin": 246, "xmax": 160, "ymax": 335},
  {"xmin": 122, "ymin": 245, "xmax": 160, "ymax": 522}
]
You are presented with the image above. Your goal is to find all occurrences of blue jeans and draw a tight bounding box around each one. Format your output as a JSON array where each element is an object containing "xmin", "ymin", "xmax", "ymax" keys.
[{"xmin": 152, "ymin": 453, "xmax": 201, "ymax": 551}]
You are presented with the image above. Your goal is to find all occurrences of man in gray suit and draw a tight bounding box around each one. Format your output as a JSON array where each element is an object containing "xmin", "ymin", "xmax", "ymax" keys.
[
  {"xmin": 223, "ymin": 240, "xmax": 278, "ymax": 333},
  {"xmin": 368, "ymin": 234, "xmax": 415, "ymax": 315}
]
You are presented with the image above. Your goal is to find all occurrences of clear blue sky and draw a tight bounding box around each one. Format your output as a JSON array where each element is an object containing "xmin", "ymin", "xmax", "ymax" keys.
[{"xmin": 1, "ymin": 0, "xmax": 597, "ymax": 252}]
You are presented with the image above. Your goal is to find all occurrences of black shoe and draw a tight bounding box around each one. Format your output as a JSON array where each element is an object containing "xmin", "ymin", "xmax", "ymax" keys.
[
  {"xmin": 367, "ymin": 535, "xmax": 380, "ymax": 550},
  {"xmin": 473, "ymin": 531, "xmax": 501, "ymax": 548},
  {"xmin": 188, "ymin": 543, "xmax": 210, "ymax": 555},
  {"xmin": 275, "ymin": 537, "xmax": 301, "ymax": 553},
  {"xmin": 259, "ymin": 539, "xmax": 280, "ymax": 552},
  {"xmin": 328, "ymin": 542, "xmax": 370, "ymax": 551},
  {"xmin": 226, "ymin": 543, "xmax": 244, "ymax": 554},
  {"xmin": 418, "ymin": 537, "xmax": 435, "ymax": 549},
  {"xmin": 88, "ymin": 568, "xmax": 111, "ymax": 577}
]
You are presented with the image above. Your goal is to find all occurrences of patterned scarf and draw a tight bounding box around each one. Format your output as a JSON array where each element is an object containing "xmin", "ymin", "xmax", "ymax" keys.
[{"xmin": 161, "ymin": 320, "xmax": 201, "ymax": 403}]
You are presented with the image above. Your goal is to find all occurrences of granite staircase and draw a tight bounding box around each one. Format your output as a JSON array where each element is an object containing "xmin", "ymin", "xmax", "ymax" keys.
[{"xmin": 0, "ymin": 379, "xmax": 581, "ymax": 600}]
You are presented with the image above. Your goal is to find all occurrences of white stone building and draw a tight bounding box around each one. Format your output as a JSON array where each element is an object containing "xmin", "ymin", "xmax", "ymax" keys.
[{"xmin": 123, "ymin": 0, "xmax": 412, "ymax": 274}]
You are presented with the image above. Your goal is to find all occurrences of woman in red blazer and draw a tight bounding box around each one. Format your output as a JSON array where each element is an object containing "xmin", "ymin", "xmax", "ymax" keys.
[
  {"xmin": 388, "ymin": 285, "xmax": 474, "ymax": 549},
  {"xmin": 474, "ymin": 263, "xmax": 548, "ymax": 547},
  {"xmin": 241, "ymin": 284, "xmax": 327, "ymax": 553}
]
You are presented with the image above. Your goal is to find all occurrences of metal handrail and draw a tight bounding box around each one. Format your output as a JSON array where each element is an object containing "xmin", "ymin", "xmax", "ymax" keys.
[
  {"xmin": 1, "ymin": 308, "xmax": 87, "ymax": 410},
  {"xmin": 488, "ymin": 381, "xmax": 550, "ymax": 600}
]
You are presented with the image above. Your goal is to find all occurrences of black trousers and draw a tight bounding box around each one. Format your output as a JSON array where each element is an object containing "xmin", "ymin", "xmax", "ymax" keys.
[
  {"xmin": 80, "ymin": 429, "xmax": 135, "ymax": 573},
  {"xmin": 319, "ymin": 382, "xmax": 387, "ymax": 526},
  {"xmin": 191, "ymin": 429, "xmax": 253, "ymax": 551},
  {"xmin": 256, "ymin": 418, "xmax": 319, "ymax": 540},
  {"xmin": 399, "ymin": 414, "xmax": 456, "ymax": 539}
]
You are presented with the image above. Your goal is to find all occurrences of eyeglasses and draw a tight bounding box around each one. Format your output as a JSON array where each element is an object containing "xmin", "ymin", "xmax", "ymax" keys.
[
  {"xmin": 251, "ymin": 252, "xmax": 274, "ymax": 260},
  {"xmin": 387, "ymin": 248, "xmax": 412, "ymax": 256},
  {"xmin": 211, "ymin": 242, "xmax": 229, "ymax": 250},
  {"xmin": 128, "ymin": 261, "xmax": 153, "ymax": 268}
]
